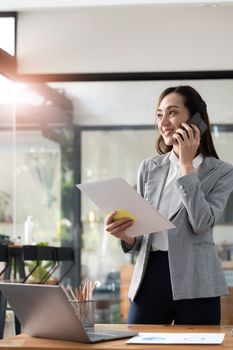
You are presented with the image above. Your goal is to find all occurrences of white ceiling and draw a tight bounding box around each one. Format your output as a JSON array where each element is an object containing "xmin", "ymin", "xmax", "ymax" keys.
[{"xmin": 1, "ymin": 0, "xmax": 233, "ymax": 11}]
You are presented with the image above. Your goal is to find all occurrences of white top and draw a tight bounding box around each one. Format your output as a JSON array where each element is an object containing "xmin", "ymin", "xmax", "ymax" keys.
[{"xmin": 151, "ymin": 151, "xmax": 204, "ymax": 251}]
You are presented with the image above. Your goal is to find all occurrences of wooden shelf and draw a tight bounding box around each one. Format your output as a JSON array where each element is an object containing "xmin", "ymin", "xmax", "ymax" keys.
[
  {"xmin": 120, "ymin": 263, "xmax": 134, "ymax": 322},
  {"xmin": 222, "ymin": 260, "xmax": 233, "ymax": 269}
]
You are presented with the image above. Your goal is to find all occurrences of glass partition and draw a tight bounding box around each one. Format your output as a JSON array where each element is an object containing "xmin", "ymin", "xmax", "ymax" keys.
[
  {"xmin": 14, "ymin": 130, "xmax": 61, "ymax": 245},
  {"xmin": 1, "ymin": 77, "xmax": 233, "ymax": 324},
  {"xmin": 80, "ymin": 128, "xmax": 156, "ymax": 322},
  {"xmin": 48, "ymin": 78, "xmax": 233, "ymax": 323},
  {"xmin": 0, "ymin": 75, "xmax": 14, "ymax": 240},
  {"xmin": 0, "ymin": 79, "xmax": 77, "ymax": 291}
]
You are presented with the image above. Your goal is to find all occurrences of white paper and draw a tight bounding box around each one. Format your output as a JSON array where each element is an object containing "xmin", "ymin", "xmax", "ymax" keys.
[
  {"xmin": 76, "ymin": 177, "xmax": 175, "ymax": 237},
  {"xmin": 126, "ymin": 332, "xmax": 225, "ymax": 344}
]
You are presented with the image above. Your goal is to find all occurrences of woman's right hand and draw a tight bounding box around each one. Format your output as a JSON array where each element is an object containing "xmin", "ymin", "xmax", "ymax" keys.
[{"xmin": 104, "ymin": 211, "xmax": 136, "ymax": 247}]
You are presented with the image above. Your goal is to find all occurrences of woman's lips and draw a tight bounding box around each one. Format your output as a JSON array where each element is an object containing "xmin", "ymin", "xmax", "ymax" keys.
[{"xmin": 163, "ymin": 129, "xmax": 173, "ymax": 136}]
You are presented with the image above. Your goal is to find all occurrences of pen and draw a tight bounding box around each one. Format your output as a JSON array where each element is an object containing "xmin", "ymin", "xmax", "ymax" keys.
[{"xmin": 62, "ymin": 280, "xmax": 97, "ymax": 301}]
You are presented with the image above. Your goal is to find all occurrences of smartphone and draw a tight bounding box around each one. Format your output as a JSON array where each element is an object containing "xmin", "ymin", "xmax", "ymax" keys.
[{"xmin": 187, "ymin": 112, "xmax": 207, "ymax": 137}]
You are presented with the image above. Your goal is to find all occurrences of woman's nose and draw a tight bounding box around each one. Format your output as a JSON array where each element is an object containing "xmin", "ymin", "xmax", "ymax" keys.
[{"xmin": 160, "ymin": 114, "xmax": 170, "ymax": 126}]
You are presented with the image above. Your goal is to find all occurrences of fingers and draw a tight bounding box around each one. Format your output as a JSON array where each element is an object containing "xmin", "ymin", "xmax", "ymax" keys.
[
  {"xmin": 173, "ymin": 129, "xmax": 186, "ymax": 144},
  {"xmin": 181, "ymin": 123, "xmax": 201, "ymax": 139},
  {"xmin": 189, "ymin": 124, "xmax": 200, "ymax": 140},
  {"xmin": 105, "ymin": 211, "xmax": 116, "ymax": 225},
  {"xmin": 108, "ymin": 221, "xmax": 133, "ymax": 239},
  {"xmin": 105, "ymin": 215, "xmax": 133, "ymax": 239},
  {"xmin": 105, "ymin": 217, "xmax": 133, "ymax": 233},
  {"xmin": 174, "ymin": 127, "xmax": 189, "ymax": 142},
  {"xmin": 174, "ymin": 123, "xmax": 200, "ymax": 144}
]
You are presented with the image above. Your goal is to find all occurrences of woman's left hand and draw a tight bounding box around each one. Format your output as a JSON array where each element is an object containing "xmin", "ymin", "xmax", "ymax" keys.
[{"xmin": 173, "ymin": 123, "xmax": 201, "ymax": 175}]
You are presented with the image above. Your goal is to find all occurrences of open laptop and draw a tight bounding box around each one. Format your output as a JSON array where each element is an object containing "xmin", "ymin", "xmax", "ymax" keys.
[{"xmin": 0, "ymin": 282, "xmax": 137, "ymax": 343}]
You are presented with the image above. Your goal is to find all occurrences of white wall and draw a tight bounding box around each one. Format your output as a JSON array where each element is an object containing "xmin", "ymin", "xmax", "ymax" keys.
[
  {"xmin": 17, "ymin": 5, "xmax": 233, "ymax": 125},
  {"xmin": 17, "ymin": 4, "xmax": 233, "ymax": 73}
]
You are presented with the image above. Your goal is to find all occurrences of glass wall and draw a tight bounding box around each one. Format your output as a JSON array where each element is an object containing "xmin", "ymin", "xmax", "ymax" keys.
[
  {"xmin": 81, "ymin": 128, "xmax": 156, "ymax": 279},
  {"xmin": 0, "ymin": 80, "xmax": 60, "ymax": 246},
  {"xmin": 0, "ymin": 78, "xmax": 77, "ymax": 290},
  {"xmin": 49, "ymin": 79, "xmax": 233, "ymax": 323},
  {"xmin": 0, "ymin": 75, "xmax": 14, "ymax": 240},
  {"xmin": 14, "ymin": 130, "xmax": 61, "ymax": 245},
  {"xmin": 80, "ymin": 126, "xmax": 233, "ymax": 322},
  {"xmin": 1, "ymin": 76, "xmax": 233, "ymax": 324},
  {"xmin": 80, "ymin": 128, "xmax": 156, "ymax": 322}
]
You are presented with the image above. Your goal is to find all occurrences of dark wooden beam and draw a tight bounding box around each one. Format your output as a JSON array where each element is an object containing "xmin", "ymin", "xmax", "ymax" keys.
[
  {"xmin": 15, "ymin": 70, "xmax": 233, "ymax": 82},
  {"xmin": 0, "ymin": 48, "xmax": 73, "ymax": 112},
  {"xmin": 26, "ymin": 83, "xmax": 73, "ymax": 111},
  {"xmin": 0, "ymin": 12, "xmax": 16, "ymax": 17}
]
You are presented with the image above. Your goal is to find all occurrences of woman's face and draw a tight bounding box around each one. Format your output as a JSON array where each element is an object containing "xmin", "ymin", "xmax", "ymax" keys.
[{"xmin": 157, "ymin": 92, "xmax": 190, "ymax": 146}]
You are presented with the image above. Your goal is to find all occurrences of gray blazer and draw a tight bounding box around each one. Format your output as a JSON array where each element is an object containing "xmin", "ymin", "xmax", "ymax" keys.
[{"xmin": 122, "ymin": 153, "xmax": 233, "ymax": 301}]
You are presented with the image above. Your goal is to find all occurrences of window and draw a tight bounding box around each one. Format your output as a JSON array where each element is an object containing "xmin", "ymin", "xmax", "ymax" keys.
[{"xmin": 0, "ymin": 15, "xmax": 15, "ymax": 55}]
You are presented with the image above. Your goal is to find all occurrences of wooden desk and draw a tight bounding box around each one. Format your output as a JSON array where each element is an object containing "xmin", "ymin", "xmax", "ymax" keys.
[{"xmin": 0, "ymin": 324, "xmax": 232, "ymax": 350}]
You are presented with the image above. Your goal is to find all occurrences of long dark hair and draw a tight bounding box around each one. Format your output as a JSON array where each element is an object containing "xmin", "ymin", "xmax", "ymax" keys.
[{"xmin": 155, "ymin": 85, "xmax": 219, "ymax": 159}]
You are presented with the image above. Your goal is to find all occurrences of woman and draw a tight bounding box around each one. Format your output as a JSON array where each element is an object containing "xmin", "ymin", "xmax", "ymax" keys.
[{"xmin": 105, "ymin": 85, "xmax": 233, "ymax": 325}]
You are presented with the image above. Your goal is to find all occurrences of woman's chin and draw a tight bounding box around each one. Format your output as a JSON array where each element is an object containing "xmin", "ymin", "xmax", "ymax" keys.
[{"xmin": 163, "ymin": 137, "xmax": 176, "ymax": 146}]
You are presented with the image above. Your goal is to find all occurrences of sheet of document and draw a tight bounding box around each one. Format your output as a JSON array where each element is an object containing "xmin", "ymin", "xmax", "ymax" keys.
[
  {"xmin": 76, "ymin": 177, "xmax": 175, "ymax": 237},
  {"xmin": 126, "ymin": 332, "xmax": 225, "ymax": 344}
]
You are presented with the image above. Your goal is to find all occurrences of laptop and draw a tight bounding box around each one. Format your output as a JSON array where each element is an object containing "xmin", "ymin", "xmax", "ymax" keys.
[{"xmin": 0, "ymin": 283, "xmax": 137, "ymax": 343}]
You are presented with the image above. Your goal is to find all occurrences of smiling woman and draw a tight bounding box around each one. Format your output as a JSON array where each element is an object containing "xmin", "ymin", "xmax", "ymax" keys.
[{"xmin": 104, "ymin": 85, "xmax": 233, "ymax": 326}]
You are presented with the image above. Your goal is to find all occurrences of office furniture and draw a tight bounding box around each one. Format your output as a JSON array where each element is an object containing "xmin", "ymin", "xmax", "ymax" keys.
[
  {"xmin": 55, "ymin": 247, "xmax": 75, "ymax": 283},
  {"xmin": 22, "ymin": 245, "xmax": 56, "ymax": 284},
  {"xmin": 23, "ymin": 246, "xmax": 74, "ymax": 283},
  {"xmin": 94, "ymin": 297, "xmax": 120, "ymax": 323},
  {"xmin": 0, "ymin": 324, "xmax": 232, "ymax": 349},
  {"xmin": 5, "ymin": 245, "xmax": 26, "ymax": 281},
  {"xmin": 221, "ymin": 260, "xmax": 233, "ymax": 324},
  {"xmin": 0, "ymin": 244, "xmax": 10, "ymax": 339},
  {"xmin": 94, "ymin": 271, "xmax": 120, "ymax": 323},
  {"xmin": 0, "ymin": 245, "xmax": 75, "ymax": 338},
  {"xmin": 0, "ymin": 245, "xmax": 25, "ymax": 338},
  {"xmin": 221, "ymin": 287, "xmax": 233, "ymax": 324},
  {"xmin": 119, "ymin": 263, "xmax": 134, "ymax": 322},
  {"xmin": 0, "ymin": 245, "xmax": 13, "ymax": 279}
]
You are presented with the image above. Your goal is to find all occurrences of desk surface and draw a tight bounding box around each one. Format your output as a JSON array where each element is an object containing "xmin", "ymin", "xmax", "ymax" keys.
[{"xmin": 0, "ymin": 324, "xmax": 232, "ymax": 350}]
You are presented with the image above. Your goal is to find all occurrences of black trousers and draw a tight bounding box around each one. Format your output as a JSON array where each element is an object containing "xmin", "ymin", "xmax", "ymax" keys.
[{"xmin": 128, "ymin": 251, "xmax": 220, "ymax": 325}]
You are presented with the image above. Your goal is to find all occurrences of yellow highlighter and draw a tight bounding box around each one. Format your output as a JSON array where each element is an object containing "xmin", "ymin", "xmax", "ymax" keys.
[{"xmin": 112, "ymin": 208, "xmax": 136, "ymax": 221}]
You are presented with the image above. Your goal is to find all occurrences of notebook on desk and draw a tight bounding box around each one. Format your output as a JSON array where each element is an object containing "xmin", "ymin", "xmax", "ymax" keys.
[{"xmin": 0, "ymin": 283, "xmax": 137, "ymax": 343}]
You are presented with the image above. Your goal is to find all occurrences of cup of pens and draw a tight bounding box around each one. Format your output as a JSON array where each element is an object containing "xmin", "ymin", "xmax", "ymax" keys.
[
  {"xmin": 70, "ymin": 299, "xmax": 95, "ymax": 330},
  {"xmin": 62, "ymin": 280, "xmax": 96, "ymax": 331}
]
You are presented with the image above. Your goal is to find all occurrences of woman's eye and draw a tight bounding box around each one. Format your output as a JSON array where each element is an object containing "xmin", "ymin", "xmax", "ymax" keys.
[
  {"xmin": 156, "ymin": 114, "xmax": 163, "ymax": 119},
  {"xmin": 169, "ymin": 111, "xmax": 176, "ymax": 116}
]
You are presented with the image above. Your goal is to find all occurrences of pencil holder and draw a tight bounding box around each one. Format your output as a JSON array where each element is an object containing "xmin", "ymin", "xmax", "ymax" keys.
[{"xmin": 69, "ymin": 300, "xmax": 95, "ymax": 330}]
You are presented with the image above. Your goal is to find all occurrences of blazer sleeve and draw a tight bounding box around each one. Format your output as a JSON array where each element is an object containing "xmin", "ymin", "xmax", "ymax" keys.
[
  {"xmin": 121, "ymin": 159, "xmax": 149, "ymax": 253},
  {"xmin": 176, "ymin": 161, "xmax": 233, "ymax": 234}
]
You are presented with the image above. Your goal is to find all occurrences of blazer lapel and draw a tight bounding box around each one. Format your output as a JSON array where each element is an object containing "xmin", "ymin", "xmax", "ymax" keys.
[
  {"xmin": 146, "ymin": 153, "xmax": 170, "ymax": 209},
  {"xmin": 143, "ymin": 153, "xmax": 171, "ymax": 250}
]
